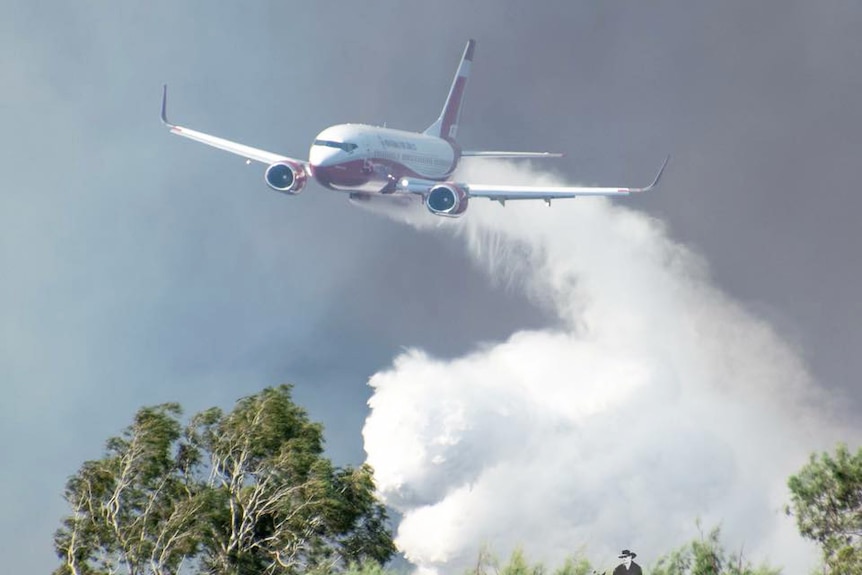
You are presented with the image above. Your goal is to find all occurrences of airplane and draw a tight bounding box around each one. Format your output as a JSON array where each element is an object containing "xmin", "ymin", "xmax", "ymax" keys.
[{"xmin": 160, "ymin": 39, "xmax": 668, "ymax": 217}]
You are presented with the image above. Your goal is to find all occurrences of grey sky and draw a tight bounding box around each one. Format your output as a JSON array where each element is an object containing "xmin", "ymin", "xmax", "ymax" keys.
[{"xmin": 1, "ymin": 1, "xmax": 860, "ymax": 572}]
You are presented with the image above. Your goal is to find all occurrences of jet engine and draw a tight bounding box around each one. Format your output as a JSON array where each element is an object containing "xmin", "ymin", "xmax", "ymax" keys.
[
  {"xmin": 425, "ymin": 184, "xmax": 469, "ymax": 217},
  {"xmin": 264, "ymin": 161, "xmax": 308, "ymax": 195}
]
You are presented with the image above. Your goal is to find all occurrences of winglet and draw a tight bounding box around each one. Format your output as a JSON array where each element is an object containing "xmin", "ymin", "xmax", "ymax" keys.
[
  {"xmin": 634, "ymin": 155, "xmax": 670, "ymax": 193},
  {"xmin": 160, "ymin": 84, "xmax": 174, "ymax": 127}
]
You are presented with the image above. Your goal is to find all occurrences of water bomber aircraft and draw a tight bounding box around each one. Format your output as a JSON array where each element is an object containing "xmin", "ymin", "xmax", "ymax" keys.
[{"xmin": 161, "ymin": 39, "xmax": 668, "ymax": 217}]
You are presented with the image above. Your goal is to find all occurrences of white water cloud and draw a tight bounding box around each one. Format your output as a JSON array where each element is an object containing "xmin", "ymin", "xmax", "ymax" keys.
[{"xmin": 363, "ymin": 161, "xmax": 848, "ymax": 573}]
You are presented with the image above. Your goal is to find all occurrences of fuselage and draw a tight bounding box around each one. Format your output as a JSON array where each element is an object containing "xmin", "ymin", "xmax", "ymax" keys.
[{"xmin": 308, "ymin": 124, "xmax": 458, "ymax": 194}]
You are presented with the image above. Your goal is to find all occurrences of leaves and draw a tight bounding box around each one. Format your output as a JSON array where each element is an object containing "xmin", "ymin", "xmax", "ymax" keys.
[
  {"xmin": 465, "ymin": 548, "xmax": 593, "ymax": 575},
  {"xmin": 650, "ymin": 524, "xmax": 780, "ymax": 575},
  {"xmin": 54, "ymin": 387, "xmax": 394, "ymax": 575},
  {"xmin": 787, "ymin": 443, "xmax": 862, "ymax": 573}
]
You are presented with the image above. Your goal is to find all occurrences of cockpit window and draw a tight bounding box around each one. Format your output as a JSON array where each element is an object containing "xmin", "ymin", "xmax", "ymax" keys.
[{"xmin": 313, "ymin": 139, "xmax": 357, "ymax": 152}]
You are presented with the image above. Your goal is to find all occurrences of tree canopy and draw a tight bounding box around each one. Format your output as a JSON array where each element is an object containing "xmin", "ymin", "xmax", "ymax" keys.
[
  {"xmin": 650, "ymin": 524, "xmax": 779, "ymax": 575},
  {"xmin": 460, "ymin": 529, "xmax": 778, "ymax": 575},
  {"xmin": 55, "ymin": 386, "xmax": 858, "ymax": 575},
  {"xmin": 54, "ymin": 386, "xmax": 395, "ymax": 575},
  {"xmin": 787, "ymin": 443, "xmax": 862, "ymax": 573}
]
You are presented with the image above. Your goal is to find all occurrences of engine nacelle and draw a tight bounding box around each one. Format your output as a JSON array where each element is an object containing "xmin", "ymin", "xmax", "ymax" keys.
[
  {"xmin": 425, "ymin": 184, "xmax": 469, "ymax": 217},
  {"xmin": 264, "ymin": 161, "xmax": 308, "ymax": 195}
]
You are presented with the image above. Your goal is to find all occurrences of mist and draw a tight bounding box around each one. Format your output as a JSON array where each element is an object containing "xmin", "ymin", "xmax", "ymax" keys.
[{"xmin": 363, "ymin": 161, "xmax": 846, "ymax": 573}]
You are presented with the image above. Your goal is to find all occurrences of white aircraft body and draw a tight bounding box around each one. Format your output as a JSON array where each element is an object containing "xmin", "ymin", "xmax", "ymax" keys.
[{"xmin": 161, "ymin": 40, "xmax": 667, "ymax": 217}]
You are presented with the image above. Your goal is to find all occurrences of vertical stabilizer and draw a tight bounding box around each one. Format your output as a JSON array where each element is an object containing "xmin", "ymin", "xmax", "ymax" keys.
[{"xmin": 424, "ymin": 39, "xmax": 475, "ymax": 141}]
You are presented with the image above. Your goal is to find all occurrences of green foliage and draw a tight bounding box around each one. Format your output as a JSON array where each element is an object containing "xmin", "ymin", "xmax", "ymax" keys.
[
  {"xmin": 465, "ymin": 547, "xmax": 592, "ymax": 575},
  {"xmin": 552, "ymin": 556, "xmax": 592, "ymax": 575},
  {"xmin": 650, "ymin": 524, "xmax": 780, "ymax": 575},
  {"xmin": 54, "ymin": 386, "xmax": 395, "ymax": 575},
  {"xmin": 787, "ymin": 443, "xmax": 862, "ymax": 574},
  {"xmin": 500, "ymin": 548, "xmax": 545, "ymax": 575},
  {"xmin": 54, "ymin": 403, "xmax": 204, "ymax": 575},
  {"xmin": 337, "ymin": 560, "xmax": 398, "ymax": 575}
]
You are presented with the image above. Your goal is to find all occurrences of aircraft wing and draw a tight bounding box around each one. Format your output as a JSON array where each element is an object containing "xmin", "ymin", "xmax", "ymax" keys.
[
  {"xmin": 463, "ymin": 155, "xmax": 669, "ymax": 203},
  {"xmin": 160, "ymin": 85, "xmax": 304, "ymax": 167}
]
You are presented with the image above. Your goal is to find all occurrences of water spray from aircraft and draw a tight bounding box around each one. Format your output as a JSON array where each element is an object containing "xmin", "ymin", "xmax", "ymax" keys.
[{"xmin": 362, "ymin": 160, "xmax": 846, "ymax": 574}]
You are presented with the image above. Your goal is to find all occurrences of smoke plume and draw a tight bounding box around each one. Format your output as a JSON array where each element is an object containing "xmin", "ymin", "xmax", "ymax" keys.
[{"xmin": 362, "ymin": 161, "xmax": 844, "ymax": 573}]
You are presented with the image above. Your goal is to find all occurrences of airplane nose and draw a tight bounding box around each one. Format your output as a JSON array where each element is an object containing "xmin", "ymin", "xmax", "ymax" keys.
[{"xmin": 309, "ymin": 145, "xmax": 340, "ymax": 168}]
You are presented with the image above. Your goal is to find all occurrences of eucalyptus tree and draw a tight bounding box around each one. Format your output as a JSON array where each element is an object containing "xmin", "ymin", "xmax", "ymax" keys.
[
  {"xmin": 54, "ymin": 386, "xmax": 395, "ymax": 575},
  {"xmin": 787, "ymin": 443, "xmax": 862, "ymax": 574}
]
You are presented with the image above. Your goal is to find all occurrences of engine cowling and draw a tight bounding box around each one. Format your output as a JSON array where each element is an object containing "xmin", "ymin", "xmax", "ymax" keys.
[
  {"xmin": 426, "ymin": 184, "xmax": 469, "ymax": 217},
  {"xmin": 264, "ymin": 161, "xmax": 308, "ymax": 195}
]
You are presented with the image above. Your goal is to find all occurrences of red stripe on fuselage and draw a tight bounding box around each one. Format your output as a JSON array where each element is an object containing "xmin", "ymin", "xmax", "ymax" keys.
[{"xmin": 313, "ymin": 158, "xmax": 437, "ymax": 193}]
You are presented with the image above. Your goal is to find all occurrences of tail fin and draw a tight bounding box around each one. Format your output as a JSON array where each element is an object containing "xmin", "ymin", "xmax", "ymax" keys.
[{"xmin": 424, "ymin": 39, "xmax": 475, "ymax": 141}]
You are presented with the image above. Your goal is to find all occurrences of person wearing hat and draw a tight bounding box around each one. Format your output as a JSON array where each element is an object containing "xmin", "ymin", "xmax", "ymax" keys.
[{"xmin": 612, "ymin": 550, "xmax": 642, "ymax": 575}]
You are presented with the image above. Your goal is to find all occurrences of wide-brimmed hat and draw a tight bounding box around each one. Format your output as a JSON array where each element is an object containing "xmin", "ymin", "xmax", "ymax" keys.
[{"xmin": 618, "ymin": 550, "xmax": 637, "ymax": 559}]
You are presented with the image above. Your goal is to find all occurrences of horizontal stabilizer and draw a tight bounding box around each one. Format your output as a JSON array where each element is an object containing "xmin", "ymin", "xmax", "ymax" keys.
[{"xmin": 461, "ymin": 150, "xmax": 564, "ymax": 159}]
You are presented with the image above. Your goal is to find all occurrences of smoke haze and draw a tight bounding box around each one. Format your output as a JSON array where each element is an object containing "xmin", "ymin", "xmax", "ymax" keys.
[
  {"xmin": 363, "ymin": 161, "xmax": 845, "ymax": 573},
  {"xmin": 5, "ymin": 4, "xmax": 862, "ymax": 573}
]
